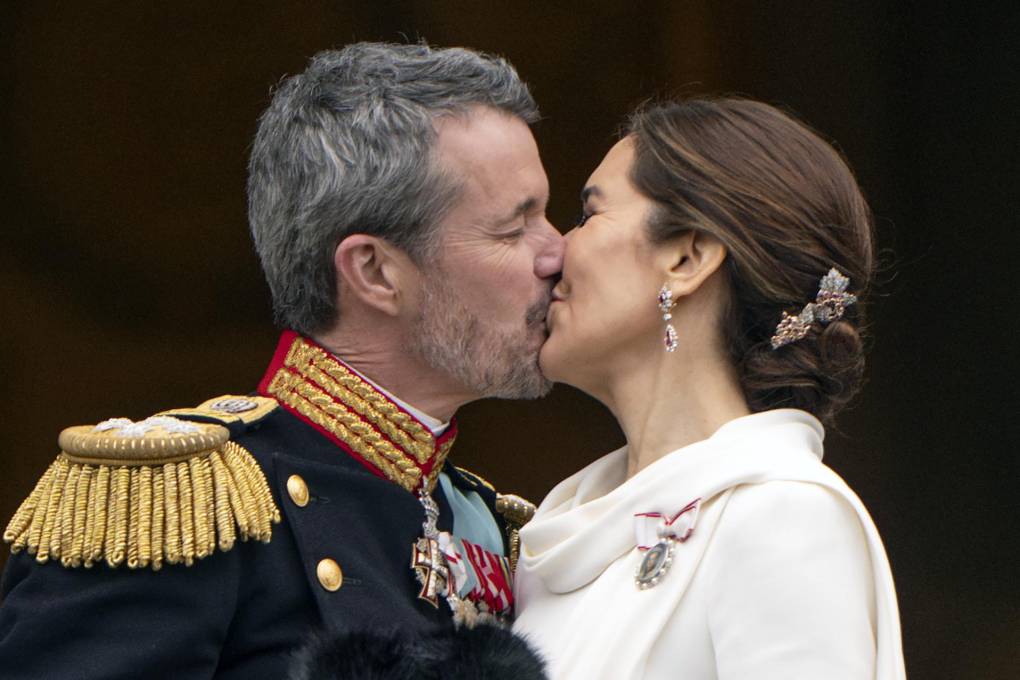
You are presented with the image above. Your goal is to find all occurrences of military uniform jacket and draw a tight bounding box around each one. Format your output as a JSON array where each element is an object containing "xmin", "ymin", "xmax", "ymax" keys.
[{"xmin": 0, "ymin": 331, "xmax": 531, "ymax": 679}]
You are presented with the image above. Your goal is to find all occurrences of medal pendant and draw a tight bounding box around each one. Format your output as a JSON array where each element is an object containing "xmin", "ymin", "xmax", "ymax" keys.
[
  {"xmin": 635, "ymin": 537, "xmax": 675, "ymax": 590},
  {"xmin": 633, "ymin": 498, "xmax": 701, "ymax": 590},
  {"xmin": 411, "ymin": 536, "xmax": 449, "ymax": 607}
]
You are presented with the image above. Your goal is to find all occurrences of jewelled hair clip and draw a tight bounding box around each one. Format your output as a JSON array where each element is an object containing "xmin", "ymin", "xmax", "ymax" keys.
[{"xmin": 770, "ymin": 268, "xmax": 857, "ymax": 349}]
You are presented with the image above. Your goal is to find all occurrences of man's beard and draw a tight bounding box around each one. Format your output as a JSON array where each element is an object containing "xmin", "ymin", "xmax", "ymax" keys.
[{"xmin": 409, "ymin": 272, "xmax": 552, "ymax": 400}]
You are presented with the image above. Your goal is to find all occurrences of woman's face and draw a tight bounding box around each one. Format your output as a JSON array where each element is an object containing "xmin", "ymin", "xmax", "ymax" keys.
[{"xmin": 541, "ymin": 137, "xmax": 666, "ymax": 388}]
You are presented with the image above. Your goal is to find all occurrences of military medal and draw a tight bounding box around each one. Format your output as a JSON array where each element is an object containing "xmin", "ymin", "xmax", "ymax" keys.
[
  {"xmin": 634, "ymin": 498, "xmax": 701, "ymax": 590},
  {"xmin": 410, "ymin": 488, "xmax": 514, "ymax": 627},
  {"xmin": 411, "ymin": 491, "xmax": 452, "ymax": 607}
]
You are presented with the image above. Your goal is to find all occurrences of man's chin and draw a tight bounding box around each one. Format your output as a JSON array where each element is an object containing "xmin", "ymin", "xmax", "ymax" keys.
[{"xmin": 490, "ymin": 341, "xmax": 553, "ymax": 400}]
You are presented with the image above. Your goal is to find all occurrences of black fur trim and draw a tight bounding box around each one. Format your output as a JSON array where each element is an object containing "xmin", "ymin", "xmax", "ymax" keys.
[
  {"xmin": 288, "ymin": 624, "xmax": 547, "ymax": 680},
  {"xmin": 443, "ymin": 624, "xmax": 548, "ymax": 679}
]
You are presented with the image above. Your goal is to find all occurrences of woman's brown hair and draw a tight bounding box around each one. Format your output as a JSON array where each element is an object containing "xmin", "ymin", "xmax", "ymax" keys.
[{"xmin": 627, "ymin": 98, "xmax": 875, "ymax": 423}]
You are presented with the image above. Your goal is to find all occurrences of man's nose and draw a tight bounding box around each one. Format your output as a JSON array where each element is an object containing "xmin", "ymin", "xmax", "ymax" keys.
[{"xmin": 534, "ymin": 221, "xmax": 565, "ymax": 279}]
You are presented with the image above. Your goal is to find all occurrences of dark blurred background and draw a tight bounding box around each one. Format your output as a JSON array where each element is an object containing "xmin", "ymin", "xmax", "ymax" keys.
[{"xmin": 1, "ymin": 2, "xmax": 1017, "ymax": 677}]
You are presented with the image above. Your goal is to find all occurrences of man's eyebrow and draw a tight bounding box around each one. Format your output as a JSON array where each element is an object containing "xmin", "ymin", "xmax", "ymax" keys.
[
  {"xmin": 580, "ymin": 185, "xmax": 603, "ymax": 204},
  {"xmin": 495, "ymin": 197, "xmax": 539, "ymax": 226}
]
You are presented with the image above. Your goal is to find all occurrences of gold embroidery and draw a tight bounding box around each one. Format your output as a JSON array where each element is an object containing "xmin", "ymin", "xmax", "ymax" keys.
[
  {"xmin": 261, "ymin": 334, "xmax": 457, "ymax": 494},
  {"xmin": 424, "ymin": 437, "xmax": 457, "ymax": 493},
  {"xmin": 267, "ymin": 363, "xmax": 430, "ymax": 493},
  {"xmin": 285, "ymin": 340, "xmax": 435, "ymax": 462},
  {"xmin": 4, "ymin": 421, "xmax": 281, "ymax": 571}
]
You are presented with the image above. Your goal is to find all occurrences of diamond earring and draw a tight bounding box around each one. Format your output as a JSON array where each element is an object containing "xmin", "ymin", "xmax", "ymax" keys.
[{"xmin": 657, "ymin": 284, "xmax": 678, "ymax": 353}]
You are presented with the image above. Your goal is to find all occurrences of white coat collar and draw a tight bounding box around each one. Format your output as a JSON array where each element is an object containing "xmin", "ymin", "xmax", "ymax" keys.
[{"xmin": 518, "ymin": 409, "xmax": 825, "ymax": 594}]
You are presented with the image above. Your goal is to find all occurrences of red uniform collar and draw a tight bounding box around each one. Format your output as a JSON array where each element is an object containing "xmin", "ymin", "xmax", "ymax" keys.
[{"xmin": 258, "ymin": 330, "xmax": 458, "ymax": 494}]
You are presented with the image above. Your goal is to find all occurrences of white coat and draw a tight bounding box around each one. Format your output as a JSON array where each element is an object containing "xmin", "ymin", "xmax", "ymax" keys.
[{"xmin": 513, "ymin": 409, "xmax": 905, "ymax": 680}]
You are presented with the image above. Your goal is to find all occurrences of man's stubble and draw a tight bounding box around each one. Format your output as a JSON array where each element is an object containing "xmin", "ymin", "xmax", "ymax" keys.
[{"xmin": 409, "ymin": 269, "xmax": 553, "ymax": 400}]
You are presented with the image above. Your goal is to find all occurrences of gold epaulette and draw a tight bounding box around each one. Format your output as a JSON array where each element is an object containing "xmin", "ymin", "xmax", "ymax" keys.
[
  {"xmin": 495, "ymin": 493, "xmax": 536, "ymax": 528},
  {"xmin": 4, "ymin": 407, "xmax": 281, "ymax": 571},
  {"xmin": 495, "ymin": 493, "xmax": 536, "ymax": 574}
]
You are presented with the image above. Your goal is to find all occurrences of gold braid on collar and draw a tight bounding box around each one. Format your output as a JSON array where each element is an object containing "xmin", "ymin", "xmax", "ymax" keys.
[{"xmin": 258, "ymin": 331, "xmax": 457, "ymax": 495}]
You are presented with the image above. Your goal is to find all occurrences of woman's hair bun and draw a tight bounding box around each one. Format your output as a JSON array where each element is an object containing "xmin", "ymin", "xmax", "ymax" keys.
[
  {"xmin": 819, "ymin": 319, "xmax": 864, "ymax": 374},
  {"xmin": 738, "ymin": 318, "xmax": 865, "ymax": 423},
  {"xmin": 627, "ymin": 98, "xmax": 875, "ymax": 423}
]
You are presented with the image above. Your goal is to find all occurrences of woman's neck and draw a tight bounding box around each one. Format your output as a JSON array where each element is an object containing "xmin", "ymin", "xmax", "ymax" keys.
[{"xmin": 598, "ymin": 345, "xmax": 751, "ymax": 479}]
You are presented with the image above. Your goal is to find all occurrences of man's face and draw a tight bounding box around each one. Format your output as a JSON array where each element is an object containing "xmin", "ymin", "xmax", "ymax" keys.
[{"xmin": 409, "ymin": 106, "xmax": 564, "ymax": 399}]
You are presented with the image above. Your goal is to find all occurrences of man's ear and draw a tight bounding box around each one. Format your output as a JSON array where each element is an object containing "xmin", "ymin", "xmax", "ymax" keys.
[
  {"xmin": 659, "ymin": 229, "xmax": 728, "ymax": 298},
  {"xmin": 334, "ymin": 234, "xmax": 417, "ymax": 317}
]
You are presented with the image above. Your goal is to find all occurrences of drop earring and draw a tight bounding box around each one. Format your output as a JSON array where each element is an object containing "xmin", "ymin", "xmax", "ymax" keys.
[{"xmin": 657, "ymin": 284, "xmax": 678, "ymax": 352}]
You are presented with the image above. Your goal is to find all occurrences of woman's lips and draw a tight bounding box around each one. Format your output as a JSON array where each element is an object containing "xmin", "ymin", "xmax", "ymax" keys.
[{"xmin": 545, "ymin": 301, "xmax": 561, "ymax": 330}]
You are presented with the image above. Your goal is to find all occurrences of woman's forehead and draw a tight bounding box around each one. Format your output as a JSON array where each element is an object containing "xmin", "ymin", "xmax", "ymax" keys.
[{"xmin": 584, "ymin": 137, "xmax": 638, "ymax": 203}]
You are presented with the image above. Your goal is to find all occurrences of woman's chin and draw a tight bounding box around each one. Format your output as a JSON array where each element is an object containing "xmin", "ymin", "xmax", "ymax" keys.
[
  {"xmin": 537, "ymin": 336, "xmax": 564, "ymax": 383},
  {"xmin": 538, "ymin": 332, "xmax": 580, "ymax": 386}
]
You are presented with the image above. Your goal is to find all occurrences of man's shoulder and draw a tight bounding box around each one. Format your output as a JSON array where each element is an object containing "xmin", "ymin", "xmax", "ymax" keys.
[
  {"xmin": 158, "ymin": 394, "xmax": 281, "ymax": 432},
  {"xmin": 446, "ymin": 465, "xmax": 536, "ymax": 525},
  {"xmin": 3, "ymin": 394, "xmax": 283, "ymax": 573}
]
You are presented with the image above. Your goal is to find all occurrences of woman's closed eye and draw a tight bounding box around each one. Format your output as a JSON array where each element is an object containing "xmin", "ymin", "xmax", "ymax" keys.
[{"xmin": 575, "ymin": 212, "xmax": 592, "ymax": 228}]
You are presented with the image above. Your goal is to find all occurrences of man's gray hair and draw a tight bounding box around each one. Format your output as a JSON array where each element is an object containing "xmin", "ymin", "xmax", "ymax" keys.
[{"xmin": 247, "ymin": 42, "xmax": 540, "ymax": 335}]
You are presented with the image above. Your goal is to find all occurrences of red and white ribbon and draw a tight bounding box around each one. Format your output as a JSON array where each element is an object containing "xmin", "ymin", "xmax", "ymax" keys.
[
  {"xmin": 438, "ymin": 532, "xmax": 514, "ymax": 615},
  {"xmin": 634, "ymin": 498, "xmax": 701, "ymax": 550}
]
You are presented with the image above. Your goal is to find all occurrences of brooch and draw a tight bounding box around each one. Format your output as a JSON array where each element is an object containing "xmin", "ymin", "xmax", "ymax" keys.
[{"xmin": 634, "ymin": 498, "xmax": 701, "ymax": 590}]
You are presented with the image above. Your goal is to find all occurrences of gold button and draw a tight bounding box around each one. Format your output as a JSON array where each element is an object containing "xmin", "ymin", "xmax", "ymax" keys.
[
  {"xmin": 286, "ymin": 474, "xmax": 309, "ymax": 507},
  {"xmin": 316, "ymin": 558, "xmax": 343, "ymax": 591}
]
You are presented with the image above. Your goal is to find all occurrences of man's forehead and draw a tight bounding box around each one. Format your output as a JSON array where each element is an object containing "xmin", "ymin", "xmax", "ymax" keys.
[
  {"xmin": 434, "ymin": 107, "xmax": 539, "ymax": 171},
  {"xmin": 433, "ymin": 107, "xmax": 548, "ymax": 223}
]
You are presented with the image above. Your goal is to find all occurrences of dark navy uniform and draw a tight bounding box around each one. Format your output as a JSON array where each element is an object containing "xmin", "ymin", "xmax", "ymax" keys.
[{"xmin": 0, "ymin": 331, "xmax": 532, "ymax": 679}]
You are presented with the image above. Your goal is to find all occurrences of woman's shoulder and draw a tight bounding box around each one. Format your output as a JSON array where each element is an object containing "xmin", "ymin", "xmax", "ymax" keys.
[
  {"xmin": 723, "ymin": 478, "xmax": 864, "ymax": 539},
  {"xmin": 694, "ymin": 479, "xmax": 880, "ymax": 676},
  {"xmin": 707, "ymin": 478, "xmax": 872, "ymax": 579}
]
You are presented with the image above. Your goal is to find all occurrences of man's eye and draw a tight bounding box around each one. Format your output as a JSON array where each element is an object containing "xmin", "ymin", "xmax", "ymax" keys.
[
  {"xmin": 501, "ymin": 230, "xmax": 525, "ymax": 241},
  {"xmin": 575, "ymin": 212, "xmax": 591, "ymax": 227}
]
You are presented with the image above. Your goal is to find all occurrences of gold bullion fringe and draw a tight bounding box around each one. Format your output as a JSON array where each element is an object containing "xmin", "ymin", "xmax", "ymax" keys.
[{"xmin": 3, "ymin": 443, "xmax": 280, "ymax": 570}]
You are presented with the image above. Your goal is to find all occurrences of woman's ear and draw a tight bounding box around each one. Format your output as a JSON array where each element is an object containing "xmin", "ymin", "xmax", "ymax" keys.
[
  {"xmin": 333, "ymin": 235, "xmax": 417, "ymax": 317},
  {"xmin": 660, "ymin": 229, "xmax": 728, "ymax": 297}
]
